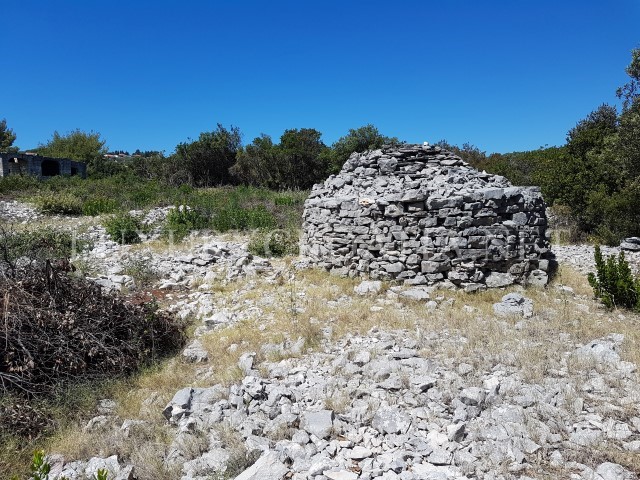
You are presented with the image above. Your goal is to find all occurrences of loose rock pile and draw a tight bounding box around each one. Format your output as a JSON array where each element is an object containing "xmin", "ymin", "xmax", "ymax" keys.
[
  {"xmin": 0, "ymin": 199, "xmax": 41, "ymax": 222},
  {"xmin": 64, "ymin": 327, "xmax": 640, "ymax": 480},
  {"xmin": 302, "ymin": 144, "xmax": 552, "ymax": 290}
]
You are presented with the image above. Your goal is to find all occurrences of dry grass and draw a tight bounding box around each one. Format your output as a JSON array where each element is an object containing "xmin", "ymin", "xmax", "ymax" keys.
[{"xmin": 34, "ymin": 261, "xmax": 640, "ymax": 478}]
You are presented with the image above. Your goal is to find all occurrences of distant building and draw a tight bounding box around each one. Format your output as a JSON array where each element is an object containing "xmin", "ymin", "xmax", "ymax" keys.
[{"xmin": 0, "ymin": 152, "xmax": 87, "ymax": 179}]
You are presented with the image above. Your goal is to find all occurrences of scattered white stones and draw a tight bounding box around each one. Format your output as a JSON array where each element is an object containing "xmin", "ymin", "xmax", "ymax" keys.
[{"xmin": 182, "ymin": 340, "xmax": 209, "ymax": 363}]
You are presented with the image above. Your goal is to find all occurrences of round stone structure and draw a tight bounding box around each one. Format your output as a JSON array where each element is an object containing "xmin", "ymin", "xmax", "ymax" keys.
[{"xmin": 301, "ymin": 143, "xmax": 552, "ymax": 290}]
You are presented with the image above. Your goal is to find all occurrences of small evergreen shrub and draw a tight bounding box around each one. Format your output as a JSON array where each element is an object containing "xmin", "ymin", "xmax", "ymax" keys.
[
  {"xmin": 164, "ymin": 205, "xmax": 207, "ymax": 241},
  {"xmin": 588, "ymin": 244, "xmax": 640, "ymax": 309},
  {"xmin": 103, "ymin": 212, "xmax": 142, "ymax": 244},
  {"xmin": 33, "ymin": 192, "xmax": 83, "ymax": 215},
  {"xmin": 82, "ymin": 197, "xmax": 119, "ymax": 216},
  {"xmin": 248, "ymin": 228, "xmax": 299, "ymax": 257}
]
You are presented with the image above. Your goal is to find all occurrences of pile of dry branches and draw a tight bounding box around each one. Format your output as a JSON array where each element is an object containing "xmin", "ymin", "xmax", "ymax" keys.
[
  {"xmin": 0, "ymin": 255, "xmax": 185, "ymax": 436},
  {"xmin": 1, "ymin": 261, "xmax": 185, "ymax": 396}
]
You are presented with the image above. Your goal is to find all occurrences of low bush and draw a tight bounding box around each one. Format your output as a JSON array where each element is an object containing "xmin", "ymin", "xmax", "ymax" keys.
[
  {"xmin": 274, "ymin": 194, "xmax": 302, "ymax": 206},
  {"xmin": 588, "ymin": 245, "xmax": 640, "ymax": 309},
  {"xmin": 121, "ymin": 258, "xmax": 159, "ymax": 290},
  {"xmin": 0, "ymin": 175, "xmax": 40, "ymax": 195},
  {"xmin": 32, "ymin": 192, "xmax": 83, "ymax": 215},
  {"xmin": 248, "ymin": 228, "xmax": 299, "ymax": 257},
  {"xmin": 82, "ymin": 197, "xmax": 119, "ymax": 216},
  {"xmin": 0, "ymin": 226, "xmax": 87, "ymax": 267},
  {"xmin": 212, "ymin": 205, "xmax": 277, "ymax": 232},
  {"xmin": 103, "ymin": 212, "xmax": 142, "ymax": 244},
  {"xmin": 164, "ymin": 205, "xmax": 208, "ymax": 241}
]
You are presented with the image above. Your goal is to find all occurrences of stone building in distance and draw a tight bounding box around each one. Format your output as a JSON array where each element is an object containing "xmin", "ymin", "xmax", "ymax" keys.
[{"xmin": 0, "ymin": 152, "xmax": 87, "ymax": 179}]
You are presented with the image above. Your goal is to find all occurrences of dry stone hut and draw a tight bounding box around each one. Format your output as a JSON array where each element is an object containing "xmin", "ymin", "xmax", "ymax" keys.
[{"xmin": 301, "ymin": 144, "xmax": 552, "ymax": 290}]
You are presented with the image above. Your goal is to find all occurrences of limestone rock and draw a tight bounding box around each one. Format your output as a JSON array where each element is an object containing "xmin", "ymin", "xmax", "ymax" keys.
[
  {"xmin": 234, "ymin": 451, "xmax": 289, "ymax": 480},
  {"xmin": 493, "ymin": 293, "xmax": 534, "ymax": 318}
]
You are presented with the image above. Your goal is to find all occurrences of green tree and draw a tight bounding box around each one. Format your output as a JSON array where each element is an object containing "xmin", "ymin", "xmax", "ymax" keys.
[
  {"xmin": 37, "ymin": 129, "xmax": 107, "ymax": 162},
  {"xmin": 616, "ymin": 46, "xmax": 640, "ymax": 111},
  {"xmin": 324, "ymin": 124, "xmax": 399, "ymax": 174},
  {"xmin": 232, "ymin": 134, "xmax": 277, "ymax": 187},
  {"xmin": 233, "ymin": 128, "xmax": 328, "ymax": 189},
  {"xmin": 173, "ymin": 124, "xmax": 241, "ymax": 187},
  {"xmin": 566, "ymin": 104, "xmax": 618, "ymax": 159},
  {"xmin": 278, "ymin": 128, "xmax": 328, "ymax": 189},
  {"xmin": 0, "ymin": 118, "xmax": 18, "ymax": 152},
  {"xmin": 615, "ymin": 95, "xmax": 640, "ymax": 179}
]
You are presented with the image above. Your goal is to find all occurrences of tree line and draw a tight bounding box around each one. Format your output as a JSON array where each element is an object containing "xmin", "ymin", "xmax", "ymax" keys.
[{"xmin": 0, "ymin": 121, "xmax": 399, "ymax": 190}]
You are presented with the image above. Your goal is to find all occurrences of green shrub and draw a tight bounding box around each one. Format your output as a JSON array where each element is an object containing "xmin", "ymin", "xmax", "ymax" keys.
[
  {"xmin": 82, "ymin": 197, "xmax": 119, "ymax": 216},
  {"xmin": 121, "ymin": 258, "xmax": 159, "ymax": 290},
  {"xmin": 0, "ymin": 226, "xmax": 86, "ymax": 265},
  {"xmin": 274, "ymin": 194, "xmax": 301, "ymax": 206},
  {"xmin": 33, "ymin": 192, "xmax": 83, "ymax": 215},
  {"xmin": 211, "ymin": 205, "xmax": 277, "ymax": 232},
  {"xmin": 103, "ymin": 212, "xmax": 142, "ymax": 244},
  {"xmin": 248, "ymin": 228, "xmax": 299, "ymax": 257},
  {"xmin": 164, "ymin": 205, "xmax": 208, "ymax": 241},
  {"xmin": 0, "ymin": 175, "xmax": 40, "ymax": 195},
  {"xmin": 588, "ymin": 245, "xmax": 640, "ymax": 309}
]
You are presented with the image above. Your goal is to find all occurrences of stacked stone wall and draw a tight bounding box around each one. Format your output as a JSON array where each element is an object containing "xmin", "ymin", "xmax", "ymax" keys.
[{"xmin": 301, "ymin": 144, "xmax": 552, "ymax": 290}]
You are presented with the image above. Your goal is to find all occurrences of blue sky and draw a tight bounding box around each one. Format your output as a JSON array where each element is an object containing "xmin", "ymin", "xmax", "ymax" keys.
[{"xmin": 2, "ymin": 0, "xmax": 638, "ymax": 154}]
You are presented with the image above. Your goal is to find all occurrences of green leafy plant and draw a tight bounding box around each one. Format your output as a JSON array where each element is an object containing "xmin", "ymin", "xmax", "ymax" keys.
[
  {"xmin": 103, "ymin": 212, "xmax": 142, "ymax": 244},
  {"xmin": 82, "ymin": 197, "xmax": 119, "ymax": 216},
  {"xmin": 588, "ymin": 244, "xmax": 640, "ymax": 309},
  {"xmin": 33, "ymin": 192, "xmax": 83, "ymax": 215},
  {"xmin": 164, "ymin": 205, "xmax": 207, "ymax": 241},
  {"xmin": 122, "ymin": 258, "xmax": 159, "ymax": 289}
]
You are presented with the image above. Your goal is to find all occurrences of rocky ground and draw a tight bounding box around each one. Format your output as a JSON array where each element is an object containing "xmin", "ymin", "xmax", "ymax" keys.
[{"xmin": 3, "ymin": 201, "xmax": 640, "ymax": 480}]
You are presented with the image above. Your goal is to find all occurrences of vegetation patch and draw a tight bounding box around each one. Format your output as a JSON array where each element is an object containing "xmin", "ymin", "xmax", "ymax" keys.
[
  {"xmin": 0, "ymin": 228, "xmax": 186, "ymax": 475},
  {"xmin": 163, "ymin": 205, "xmax": 207, "ymax": 241},
  {"xmin": 588, "ymin": 245, "xmax": 640, "ymax": 310},
  {"xmin": 248, "ymin": 228, "xmax": 299, "ymax": 257},
  {"xmin": 103, "ymin": 212, "xmax": 142, "ymax": 244},
  {"xmin": 32, "ymin": 192, "xmax": 83, "ymax": 215}
]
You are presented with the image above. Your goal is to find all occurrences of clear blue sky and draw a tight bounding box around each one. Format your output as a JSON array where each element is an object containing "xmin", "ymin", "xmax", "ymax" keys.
[{"xmin": 2, "ymin": 0, "xmax": 639, "ymax": 154}]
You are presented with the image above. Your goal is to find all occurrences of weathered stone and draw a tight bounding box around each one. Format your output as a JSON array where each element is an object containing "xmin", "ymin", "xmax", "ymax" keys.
[
  {"xmin": 493, "ymin": 293, "xmax": 534, "ymax": 318},
  {"xmin": 301, "ymin": 144, "xmax": 551, "ymax": 289},
  {"xmin": 485, "ymin": 272, "xmax": 515, "ymax": 288},
  {"xmin": 234, "ymin": 451, "xmax": 289, "ymax": 480},
  {"xmin": 620, "ymin": 237, "xmax": 640, "ymax": 251},
  {"xmin": 85, "ymin": 456, "xmax": 120, "ymax": 479},
  {"xmin": 300, "ymin": 410, "xmax": 334, "ymax": 439},
  {"xmin": 354, "ymin": 280, "xmax": 382, "ymax": 295},
  {"xmin": 182, "ymin": 340, "xmax": 209, "ymax": 363},
  {"xmin": 372, "ymin": 407, "xmax": 411, "ymax": 434},
  {"xmin": 163, "ymin": 387, "xmax": 193, "ymax": 422}
]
